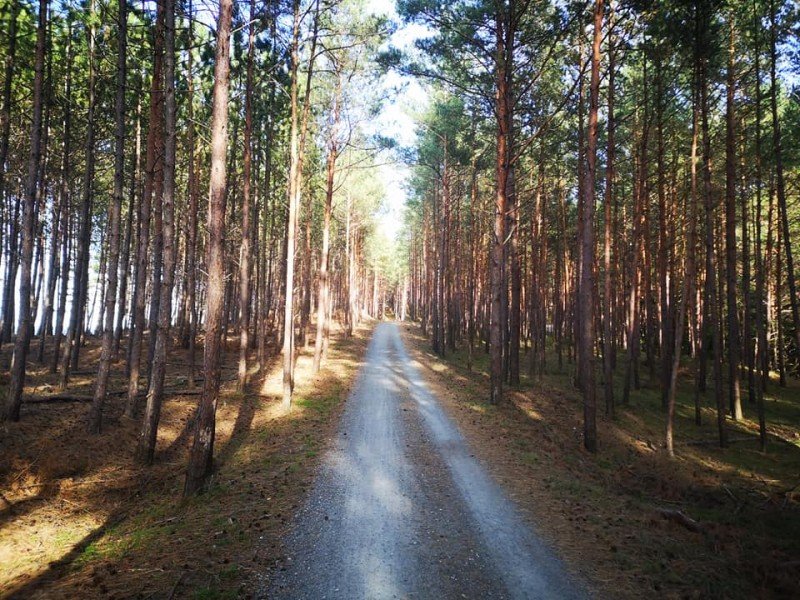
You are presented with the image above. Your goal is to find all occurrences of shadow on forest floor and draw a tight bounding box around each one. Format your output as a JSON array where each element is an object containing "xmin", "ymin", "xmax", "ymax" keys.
[
  {"xmin": 0, "ymin": 321, "xmax": 372, "ymax": 599},
  {"xmin": 400, "ymin": 322, "xmax": 800, "ymax": 600}
]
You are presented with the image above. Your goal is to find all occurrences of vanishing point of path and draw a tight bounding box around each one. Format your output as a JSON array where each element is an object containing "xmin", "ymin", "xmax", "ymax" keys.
[{"xmin": 266, "ymin": 323, "xmax": 586, "ymax": 599}]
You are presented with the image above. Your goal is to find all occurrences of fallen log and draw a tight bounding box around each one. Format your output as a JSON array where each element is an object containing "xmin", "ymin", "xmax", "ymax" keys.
[
  {"xmin": 25, "ymin": 389, "xmax": 203, "ymax": 404},
  {"xmin": 678, "ymin": 436, "xmax": 754, "ymax": 447}
]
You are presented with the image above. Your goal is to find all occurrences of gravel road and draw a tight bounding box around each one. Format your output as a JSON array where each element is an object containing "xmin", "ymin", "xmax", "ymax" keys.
[{"xmin": 265, "ymin": 323, "xmax": 586, "ymax": 599}]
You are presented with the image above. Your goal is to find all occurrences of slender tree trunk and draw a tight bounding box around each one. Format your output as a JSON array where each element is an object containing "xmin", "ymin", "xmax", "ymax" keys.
[
  {"xmin": 59, "ymin": 0, "xmax": 96, "ymax": 387},
  {"xmin": 282, "ymin": 0, "xmax": 302, "ymax": 408},
  {"xmin": 88, "ymin": 0, "xmax": 127, "ymax": 433},
  {"xmin": 184, "ymin": 3, "xmax": 198, "ymax": 387},
  {"xmin": 184, "ymin": 0, "xmax": 232, "ymax": 495},
  {"xmin": 656, "ymin": 51, "xmax": 672, "ymax": 410},
  {"xmin": 666, "ymin": 207, "xmax": 690, "ymax": 457},
  {"xmin": 2, "ymin": 0, "xmax": 46, "ymax": 422},
  {"xmin": 51, "ymin": 28, "xmax": 72, "ymax": 372},
  {"xmin": 490, "ymin": 4, "xmax": 513, "ymax": 405},
  {"xmin": 0, "ymin": 0, "xmax": 19, "ymax": 348},
  {"xmin": 688, "ymin": 63, "xmax": 702, "ymax": 425},
  {"xmin": 126, "ymin": 4, "xmax": 164, "ymax": 416},
  {"xmin": 115, "ymin": 92, "xmax": 140, "ymax": 358},
  {"xmin": 579, "ymin": 0, "xmax": 602, "ymax": 453},
  {"xmin": 603, "ymin": 22, "xmax": 615, "ymax": 417},
  {"xmin": 753, "ymin": 0, "xmax": 768, "ymax": 450},
  {"xmin": 313, "ymin": 77, "xmax": 341, "ymax": 373},
  {"xmin": 138, "ymin": 0, "xmax": 177, "ymax": 464},
  {"xmin": 282, "ymin": 0, "xmax": 319, "ymax": 407},
  {"xmin": 700, "ymin": 48, "xmax": 727, "ymax": 448},
  {"xmin": 238, "ymin": 0, "xmax": 255, "ymax": 392},
  {"xmin": 725, "ymin": 18, "xmax": 742, "ymax": 421},
  {"xmin": 769, "ymin": 0, "xmax": 800, "ymax": 364}
]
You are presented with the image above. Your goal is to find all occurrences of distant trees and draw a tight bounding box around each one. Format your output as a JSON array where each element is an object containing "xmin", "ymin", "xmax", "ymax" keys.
[
  {"xmin": 401, "ymin": 0, "xmax": 800, "ymax": 453},
  {"xmin": 0, "ymin": 0, "xmax": 797, "ymax": 485},
  {"xmin": 0, "ymin": 0, "xmax": 394, "ymax": 493}
]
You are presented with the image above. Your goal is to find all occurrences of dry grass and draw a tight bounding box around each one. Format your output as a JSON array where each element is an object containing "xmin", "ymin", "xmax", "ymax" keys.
[
  {"xmin": 400, "ymin": 323, "xmax": 800, "ymax": 600},
  {"xmin": 0, "ymin": 322, "xmax": 371, "ymax": 599}
]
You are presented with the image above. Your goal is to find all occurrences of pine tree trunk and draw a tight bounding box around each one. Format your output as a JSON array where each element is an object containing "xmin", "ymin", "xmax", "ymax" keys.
[
  {"xmin": 0, "ymin": 0, "xmax": 19, "ymax": 348},
  {"xmin": 769, "ymin": 0, "xmax": 800, "ymax": 364},
  {"xmin": 725, "ymin": 18, "xmax": 742, "ymax": 421},
  {"xmin": 490, "ymin": 4, "xmax": 513, "ymax": 405},
  {"xmin": 185, "ymin": 0, "xmax": 232, "ymax": 494},
  {"xmin": 184, "ymin": 1, "xmax": 198, "ymax": 386},
  {"xmin": 3, "ymin": 0, "xmax": 47, "ymax": 422},
  {"xmin": 126, "ymin": 4, "xmax": 164, "ymax": 416},
  {"xmin": 579, "ymin": 0, "xmax": 602, "ymax": 453},
  {"xmin": 238, "ymin": 0, "xmax": 255, "ymax": 392},
  {"xmin": 59, "ymin": 0, "xmax": 96, "ymax": 387},
  {"xmin": 88, "ymin": 0, "xmax": 127, "ymax": 433},
  {"xmin": 138, "ymin": 0, "xmax": 177, "ymax": 465},
  {"xmin": 602, "ymin": 22, "xmax": 615, "ymax": 416},
  {"xmin": 700, "ymin": 46, "xmax": 727, "ymax": 448}
]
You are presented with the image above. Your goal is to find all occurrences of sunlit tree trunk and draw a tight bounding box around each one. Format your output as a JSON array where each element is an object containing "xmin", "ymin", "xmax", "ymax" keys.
[{"xmin": 184, "ymin": 0, "xmax": 233, "ymax": 495}]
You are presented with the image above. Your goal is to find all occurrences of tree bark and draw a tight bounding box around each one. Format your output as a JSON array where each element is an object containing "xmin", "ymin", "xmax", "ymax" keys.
[
  {"xmin": 490, "ymin": 3, "xmax": 514, "ymax": 405},
  {"xmin": 579, "ymin": 0, "xmax": 602, "ymax": 453},
  {"xmin": 126, "ymin": 3, "xmax": 164, "ymax": 416},
  {"xmin": 769, "ymin": 0, "xmax": 800, "ymax": 364},
  {"xmin": 2, "ymin": 0, "xmax": 47, "ymax": 422},
  {"xmin": 184, "ymin": 0, "xmax": 233, "ymax": 495},
  {"xmin": 59, "ymin": 0, "xmax": 97, "ymax": 387},
  {"xmin": 238, "ymin": 0, "xmax": 255, "ymax": 392},
  {"xmin": 88, "ymin": 0, "xmax": 127, "ymax": 433},
  {"xmin": 725, "ymin": 17, "xmax": 742, "ymax": 421},
  {"xmin": 138, "ymin": 0, "xmax": 178, "ymax": 465}
]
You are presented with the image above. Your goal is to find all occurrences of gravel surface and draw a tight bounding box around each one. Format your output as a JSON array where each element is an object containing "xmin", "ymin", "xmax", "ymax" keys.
[{"xmin": 265, "ymin": 323, "xmax": 587, "ymax": 599}]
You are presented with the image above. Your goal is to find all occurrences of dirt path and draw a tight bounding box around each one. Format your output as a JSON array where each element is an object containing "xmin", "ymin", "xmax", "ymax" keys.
[{"xmin": 266, "ymin": 323, "xmax": 586, "ymax": 599}]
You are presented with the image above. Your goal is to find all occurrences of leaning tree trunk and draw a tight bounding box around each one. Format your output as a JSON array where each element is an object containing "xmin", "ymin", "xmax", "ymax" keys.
[{"xmin": 184, "ymin": 0, "xmax": 233, "ymax": 495}]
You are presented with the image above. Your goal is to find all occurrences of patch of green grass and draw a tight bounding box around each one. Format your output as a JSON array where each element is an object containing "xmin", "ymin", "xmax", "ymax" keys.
[
  {"xmin": 51, "ymin": 529, "xmax": 82, "ymax": 550},
  {"xmin": 192, "ymin": 586, "xmax": 238, "ymax": 600},
  {"xmin": 218, "ymin": 564, "xmax": 239, "ymax": 580},
  {"xmin": 294, "ymin": 394, "xmax": 339, "ymax": 416}
]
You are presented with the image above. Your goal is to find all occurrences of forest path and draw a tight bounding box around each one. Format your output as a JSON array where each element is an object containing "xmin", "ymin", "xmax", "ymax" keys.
[{"xmin": 265, "ymin": 323, "xmax": 585, "ymax": 599}]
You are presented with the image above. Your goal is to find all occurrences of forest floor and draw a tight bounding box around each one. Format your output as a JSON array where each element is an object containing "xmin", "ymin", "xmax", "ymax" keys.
[
  {"xmin": 0, "ymin": 321, "xmax": 372, "ymax": 599},
  {"xmin": 400, "ymin": 323, "xmax": 800, "ymax": 600}
]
